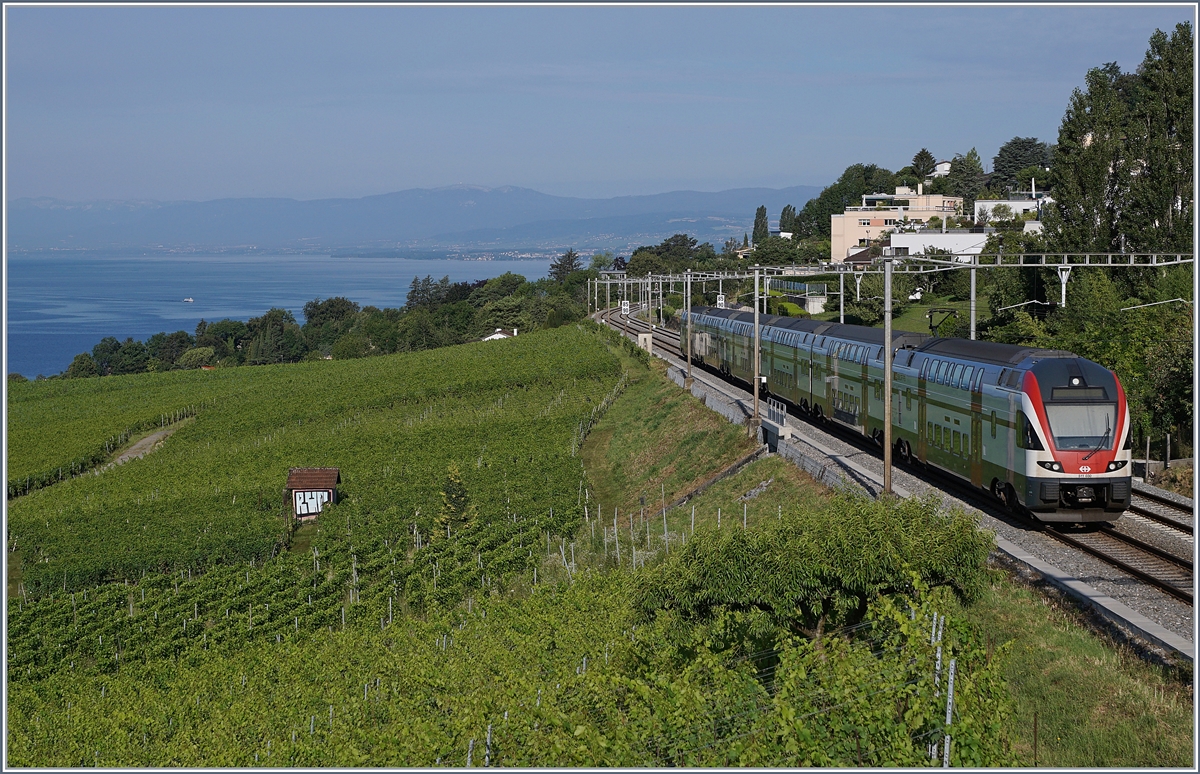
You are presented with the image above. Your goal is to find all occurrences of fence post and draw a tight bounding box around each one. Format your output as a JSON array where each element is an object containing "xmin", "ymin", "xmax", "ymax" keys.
[{"xmin": 942, "ymin": 659, "xmax": 956, "ymax": 767}]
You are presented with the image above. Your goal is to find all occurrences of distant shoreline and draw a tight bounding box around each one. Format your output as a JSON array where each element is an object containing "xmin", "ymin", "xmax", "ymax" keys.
[{"xmin": 6, "ymin": 248, "xmax": 569, "ymax": 261}]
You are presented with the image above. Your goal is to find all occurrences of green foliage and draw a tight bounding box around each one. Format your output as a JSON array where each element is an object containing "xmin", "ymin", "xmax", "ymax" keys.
[
  {"xmin": 1047, "ymin": 24, "xmax": 1193, "ymax": 253},
  {"xmin": 549, "ymin": 249, "xmax": 583, "ymax": 283},
  {"xmin": 7, "ymin": 327, "xmax": 622, "ymax": 598},
  {"xmin": 844, "ymin": 272, "xmax": 916, "ymax": 327},
  {"xmin": 1123, "ymin": 23, "xmax": 1194, "ymax": 252},
  {"xmin": 779, "ymin": 204, "xmax": 797, "ymax": 233},
  {"xmin": 990, "ymin": 137, "xmax": 1051, "ymax": 193},
  {"xmin": 630, "ymin": 491, "xmax": 993, "ymax": 643},
  {"xmin": 435, "ymin": 462, "xmax": 477, "ymax": 539},
  {"xmin": 794, "ymin": 164, "xmax": 897, "ymax": 240},
  {"xmin": 176, "ymin": 347, "xmax": 216, "ymax": 369},
  {"xmin": 303, "ymin": 296, "xmax": 361, "ymax": 328},
  {"xmin": 947, "ymin": 148, "xmax": 985, "ymax": 216},
  {"xmin": 752, "ymin": 205, "xmax": 770, "ymax": 245},
  {"xmin": 5, "ymin": 332, "xmax": 1019, "ymax": 767},
  {"xmin": 911, "ymin": 148, "xmax": 937, "ymax": 179},
  {"xmin": 64, "ymin": 353, "xmax": 99, "ymax": 379},
  {"xmin": 750, "ymin": 235, "xmax": 804, "ymax": 266},
  {"xmin": 589, "ymin": 251, "xmax": 615, "ymax": 271}
]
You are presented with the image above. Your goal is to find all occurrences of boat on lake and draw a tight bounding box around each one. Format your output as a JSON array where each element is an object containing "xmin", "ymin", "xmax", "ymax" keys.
[{"xmin": 183, "ymin": 297, "xmax": 194, "ymax": 303}]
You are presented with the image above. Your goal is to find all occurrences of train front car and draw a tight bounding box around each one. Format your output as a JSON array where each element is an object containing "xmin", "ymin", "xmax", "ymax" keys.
[{"xmin": 1017, "ymin": 357, "xmax": 1132, "ymax": 522}]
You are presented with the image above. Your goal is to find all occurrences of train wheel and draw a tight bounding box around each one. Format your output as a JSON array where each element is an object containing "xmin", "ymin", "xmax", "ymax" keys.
[{"xmin": 998, "ymin": 483, "xmax": 1019, "ymax": 511}]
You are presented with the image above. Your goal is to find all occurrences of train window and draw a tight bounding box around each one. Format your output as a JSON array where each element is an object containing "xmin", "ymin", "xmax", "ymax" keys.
[
  {"xmin": 990, "ymin": 411, "xmax": 997, "ymax": 439},
  {"xmin": 1005, "ymin": 369, "xmax": 1022, "ymax": 389},
  {"xmin": 905, "ymin": 389, "xmax": 912, "ymax": 411},
  {"xmin": 974, "ymin": 370, "xmax": 985, "ymax": 392},
  {"xmin": 1016, "ymin": 411, "xmax": 1045, "ymax": 450},
  {"xmin": 951, "ymin": 364, "xmax": 964, "ymax": 387},
  {"xmin": 953, "ymin": 430, "xmax": 961, "ymax": 455},
  {"xmin": 962, "ymin": 366, "xmax": 974, "ymax": 389},
  {"xmin": 997, "ymin": 368, "xmax": 1007, "ymax": 385},
  {"xmin": 936, "ymin": 361, "xmax": 950, "ymax": 384},
  {"xmin": 934, "ymin": 424, "xmax": 942, "ymax": 447},
  {"xmin": 920, "ymin": 359, "xmax": 930, "ymax": 379}
]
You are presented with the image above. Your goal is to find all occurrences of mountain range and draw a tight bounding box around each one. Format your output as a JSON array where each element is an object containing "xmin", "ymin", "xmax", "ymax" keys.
[{"xmin": 6, "ymin": 184, "xmax": 823, "ymax": 255}]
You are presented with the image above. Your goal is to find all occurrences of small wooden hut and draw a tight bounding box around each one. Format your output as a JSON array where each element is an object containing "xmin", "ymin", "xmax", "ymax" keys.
[{"xmin": 285, "ymin": 467, "xmax": 340, "ymax": 521}]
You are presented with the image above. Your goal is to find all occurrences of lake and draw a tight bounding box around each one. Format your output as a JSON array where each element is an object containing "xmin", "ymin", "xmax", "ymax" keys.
[{"xmin": 5, "ymin": 254, "xmax": 552, "ymax": 379}]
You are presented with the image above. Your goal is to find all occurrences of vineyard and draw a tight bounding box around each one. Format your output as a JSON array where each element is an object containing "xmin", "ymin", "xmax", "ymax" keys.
[{"xmin": 7, "ymin": 322, "xmax": 1015, "ymax": 765}]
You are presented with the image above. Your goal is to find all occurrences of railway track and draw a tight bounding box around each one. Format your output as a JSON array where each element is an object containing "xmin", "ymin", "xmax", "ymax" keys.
[
  {"xmin": 596, "ymin": 306, "xmax": 1196, "ymax": 607},
  {"xmin": 1043, "ymin": 525, "xmax": 1193, "ymax": 605},
  {"xmin": 1128, "ymin": 489, "xmax": 1194, "ymax": 536}
]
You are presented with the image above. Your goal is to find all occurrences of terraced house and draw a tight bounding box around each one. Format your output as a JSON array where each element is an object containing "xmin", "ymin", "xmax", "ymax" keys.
[{"xmin": 830, "ymin": 184, "xmax": 962, "ymax": 262}]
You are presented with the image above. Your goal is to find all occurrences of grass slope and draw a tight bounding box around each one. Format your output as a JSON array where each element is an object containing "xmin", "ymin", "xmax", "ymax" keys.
[{"xmin": 579, "ymin": 358, "xmax": 758, "ymax": 518}]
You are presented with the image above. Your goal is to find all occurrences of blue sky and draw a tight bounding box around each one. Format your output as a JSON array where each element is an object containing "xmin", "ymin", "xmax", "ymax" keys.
[{"xmin": 5, "ymin": 3, "xmax": 1194, "ymax": 202}]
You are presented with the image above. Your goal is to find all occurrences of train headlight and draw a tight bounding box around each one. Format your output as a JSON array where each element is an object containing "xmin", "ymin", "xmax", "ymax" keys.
[
  {"xmin": 1037, "ymin": 461, "xmax": 1063, "ymax": 472},
  {"xmin": 1106, "ymin": 460, "xmax": 1128, "ymax": 472}
]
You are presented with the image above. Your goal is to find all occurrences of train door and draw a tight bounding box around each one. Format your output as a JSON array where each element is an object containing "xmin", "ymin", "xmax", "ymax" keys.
[
  {"xmin": 828, "ymin": 342, "xmax": 839, "ymax": 420},
  {"xmin": 916, "ymin": 358, "xmax": 928, "ymax": 461},
  {"xmin": 970, "ymin": 369, "xmax": 983, "ymax": 487}
]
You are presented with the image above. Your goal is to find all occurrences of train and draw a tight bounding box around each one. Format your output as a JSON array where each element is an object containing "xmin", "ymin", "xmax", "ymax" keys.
[{"xmin": 683, "ymin": 305, "xmax": 1132, "ymax": 523}]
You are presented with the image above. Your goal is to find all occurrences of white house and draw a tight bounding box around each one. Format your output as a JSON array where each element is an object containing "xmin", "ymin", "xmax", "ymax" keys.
[
  {"xmin": 929, "ymin": 160, "xmax": 952, "ymax": 178},
  {"xmin": 886, "ymin": 230, "xmax": 992, "ymax": 258},
  {"xmin": 974, "ymin": 197, "xmax": 1050, "ymax": 223},
  {"xmin": 481, "ymin": 328, "xmax": 517, "ymax": 341}
]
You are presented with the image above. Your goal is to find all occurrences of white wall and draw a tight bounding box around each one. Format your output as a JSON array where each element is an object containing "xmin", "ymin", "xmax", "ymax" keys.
[
  {"xmin": 974, "ymin": 199, "xmax": 1042, "ymax": 221},
  {"xmin": 888, "ymin": 231, "xmax": 990, "ymax": 256}
]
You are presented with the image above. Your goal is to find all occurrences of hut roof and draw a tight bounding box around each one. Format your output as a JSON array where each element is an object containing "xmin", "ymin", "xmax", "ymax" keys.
[{"xmin": 286, "ymin": 467, "xmax": 341, "ymax": 491}]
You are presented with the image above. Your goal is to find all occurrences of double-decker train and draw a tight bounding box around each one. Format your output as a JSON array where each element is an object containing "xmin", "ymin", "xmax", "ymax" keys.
[{"xmin": 684, "ymin": 305, "xmax": 1132, "ymax": 523}]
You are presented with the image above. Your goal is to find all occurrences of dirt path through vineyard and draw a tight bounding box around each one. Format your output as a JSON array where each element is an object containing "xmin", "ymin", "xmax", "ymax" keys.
[{"xmin": 104, "ymin": 419, "xmax": 189, "ymax": 469}]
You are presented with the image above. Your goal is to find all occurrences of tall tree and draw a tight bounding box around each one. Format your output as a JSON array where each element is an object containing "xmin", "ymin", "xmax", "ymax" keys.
[
  {"xmin": 947, "ymin": 149, "xmax": 986, "ymax": 218},
  {"xmin": 779, "ymin": 204, "xmax": 797, "ymax": 233},
  {"xmin": 752, "ymin": 205, "xmax": 770, "ymax": 245},
  {"xmin": 911, "ymin": 148, "xmax": 937, "ymax": 179},
  {"xmin": 793, "ymin": 163, "xmax": 897, "ymax": 239},
  {"xmin": 991, "ymin": 137, "xmax": 1051, "ymax": 192},
  {"xmin": 548, "ymin": 248, "xmax": 582, "ymax": 283},
  {"xmin": 1045, "ymin": 62, "xmax": 1135, "ymax": 252},
  {"xmin": 1123, "ymin": 22, "xmax": 1194, "ymax": 252}
]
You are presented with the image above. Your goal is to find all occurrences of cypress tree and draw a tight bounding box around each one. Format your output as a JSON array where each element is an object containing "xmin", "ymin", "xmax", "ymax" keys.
[{"xmin": 752, "ymin": 206, "xmax": 769, "ymax": 245}]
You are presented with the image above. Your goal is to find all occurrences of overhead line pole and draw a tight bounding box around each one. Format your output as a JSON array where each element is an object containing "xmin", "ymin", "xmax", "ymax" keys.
[
  {"xmin": 969, "ymin": 257, "xmax": 977, "ymax": 340},
  {"xmin": 753, "ymin": 264, "xmax": 761, "ymax": 441},
  {"xmin": 685, "ymin": 270, "xmax": 693, "ymax": 386},
  {"xmin": 883, "ymin": 257, "xmax": 894, "ymax": 495}
]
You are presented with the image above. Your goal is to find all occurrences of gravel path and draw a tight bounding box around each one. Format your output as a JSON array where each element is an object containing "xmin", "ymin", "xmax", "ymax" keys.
[
  {"xmin": 647, "ymin": 336, "xmax": 1195, "ymax": 645},
  {"xmin": 101, "ymin": 426, "xmax": 179, "ymax": 470}
]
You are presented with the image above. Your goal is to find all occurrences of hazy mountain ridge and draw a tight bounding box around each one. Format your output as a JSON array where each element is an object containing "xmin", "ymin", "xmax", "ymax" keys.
[{"xmin": 7, "ymin": 184, "xmax": 823, "ymax": 253}]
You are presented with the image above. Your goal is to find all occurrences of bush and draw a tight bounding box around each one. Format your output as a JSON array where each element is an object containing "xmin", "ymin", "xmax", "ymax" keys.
[
  {"xmin": 631, "ymin": 491, "xmax": 993, "ymax": 641},
  {"xmin": 175, "ymin": 347, "xmax": 216, "ymax": 369}
]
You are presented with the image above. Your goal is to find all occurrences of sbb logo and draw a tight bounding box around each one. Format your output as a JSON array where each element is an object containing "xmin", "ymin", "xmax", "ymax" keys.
[{"xmin": 1079, "ymin": 465, "xmax": 1091, "ymax": 473}]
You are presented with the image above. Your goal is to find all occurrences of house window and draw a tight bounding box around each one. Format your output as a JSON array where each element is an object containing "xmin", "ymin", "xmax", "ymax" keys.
[
  {"xmin": 859, "ymin": 219, "xmax": 871, "ymax": 226},
  {"xmin": 884, "ymin": 219, "xmax": 897, "ymax": 226}
]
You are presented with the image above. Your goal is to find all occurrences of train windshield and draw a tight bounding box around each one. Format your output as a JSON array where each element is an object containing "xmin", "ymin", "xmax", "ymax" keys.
[{"xmin": 1043, "ymin": 403, "xmax": 1116, "ymax": 451}]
